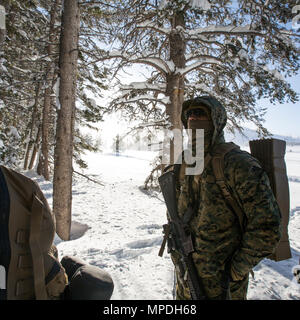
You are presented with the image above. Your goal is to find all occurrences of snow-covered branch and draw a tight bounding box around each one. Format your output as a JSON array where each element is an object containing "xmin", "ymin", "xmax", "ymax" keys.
[
  {"xmin": 89, "ymin": 51, "xmax": 171, "ymax": 75},
  {"xmin": 186, "ymin": 24, "xmax": 266, "ymax": 38},
  {"xmin": 177, "ymin": 56, "xmax": 222, "ymax": 75},
  {"xmin": 121, "ymin": 82, "xmax": 166, "ymax": 93},
  {"xmin": 136, "ymin": 20, "xmax": 170, "ymax": 35},
  {"xmin": 113, "ymin": 94, "xmax": 170, "ymax": 107}
]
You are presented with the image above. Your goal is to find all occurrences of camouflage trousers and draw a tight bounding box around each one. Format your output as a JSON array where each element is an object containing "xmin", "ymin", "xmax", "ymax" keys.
[{"xmin": 175, "ymin": 268, "xmax": 249, "ymax": 300}]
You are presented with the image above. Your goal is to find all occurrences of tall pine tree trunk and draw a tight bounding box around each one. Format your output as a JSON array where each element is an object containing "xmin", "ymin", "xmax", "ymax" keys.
[
  {"xmin": 53, "ymin": 0, "xmax": 80, "ymax": 241},
  {"xmin": 24, "ymin": 81, "xmax": 41, "ymax": 170},
  {"xmin": 39, "ymin": 0, "xmax": 60, "ymax": 180},
  {"xmin": 28, "ymin": 123, "xmax": 42, "ymax": 170},
  {"xmin": 0, "ymin": 5, "xmax": 5, "ymax": 44},
  {"xmin": 165, "ymin": 11, "xmax": 186, "ymax": 164}
]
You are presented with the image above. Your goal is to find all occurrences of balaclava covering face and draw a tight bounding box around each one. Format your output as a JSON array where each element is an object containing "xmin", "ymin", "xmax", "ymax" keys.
[
  {"xmin": 187, "ymin": 106, "xmax": 214, "ymax": 154},
  {"xmin": 182, "ymin": 96, "xmax": 228, "ymax": 155}
]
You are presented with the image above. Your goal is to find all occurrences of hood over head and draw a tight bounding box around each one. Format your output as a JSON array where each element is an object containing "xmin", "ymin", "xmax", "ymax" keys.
[{"xmin": 182, "ymin": 95, "xmax": 227, "ymax": 146}]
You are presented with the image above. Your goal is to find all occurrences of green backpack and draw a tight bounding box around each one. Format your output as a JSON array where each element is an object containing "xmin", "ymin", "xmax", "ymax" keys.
[
  {"xmin": 211, "ymin": 138, "xmax": 291, "ymax": 262},
  {"xmin": 159, "ymin": 138, "xmax": 291, "ymax": 262}
]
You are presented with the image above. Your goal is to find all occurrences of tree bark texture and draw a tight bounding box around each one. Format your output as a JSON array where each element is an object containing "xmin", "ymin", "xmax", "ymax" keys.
[
  {"xmin": 53, "ymin": 0, "xmax": 80, "ymax": 241},
  {"xmin": 165, "ymin": 11, "xmax": 186, "ymax": 164},
  {"xmin": 39, "ymin": 0, "xmax": 61, "ymax": 180},
  {"xmin": 24, "ymin": 81, "xmax": 41, "ymax": 170},
  {"xmin": 28, "ymin": 122, "xmax": 42, "ymax": 170}
]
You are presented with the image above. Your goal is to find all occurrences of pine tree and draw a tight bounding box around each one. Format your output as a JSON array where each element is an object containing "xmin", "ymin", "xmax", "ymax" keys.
[
  {"xmin": 0, "ymin": 4, "xmax": 5, "ymax": 43},
  {"xmin": 38, "ymin": 0, "xmax": 61, "ymax": 180},
  {"xmin": 53, "ymin": 0, "xmax": 80, "ymax": 241},
  {"xmin": 0, "ymin": 0, "xmax": 49, "ymax": 167},
  {"xmin": 0, "ymin": 0, "xmax": 108, "ymax": 172},
  {"xmin": 93, "ymin": 0, "xmax": 299, "ymax": 139}
]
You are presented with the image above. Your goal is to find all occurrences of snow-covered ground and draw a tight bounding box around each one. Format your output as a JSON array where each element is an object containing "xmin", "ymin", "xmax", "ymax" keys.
[{"xmin": 25, "ymin": 145, "xmax": 300, "ymax": 300}]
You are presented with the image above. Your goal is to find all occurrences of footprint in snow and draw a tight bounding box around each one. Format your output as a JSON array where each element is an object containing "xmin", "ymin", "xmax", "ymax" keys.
[
  {"xmin": 137, "ymin": 224, "xmax": 162, "ymax": 230},
  {"xmin": 126, "ymin": 236, "xmax": 162, "ymax": 249},
  {"xmin": 109, "ymin": 237, "xmax": 162, "ymax": 260}
]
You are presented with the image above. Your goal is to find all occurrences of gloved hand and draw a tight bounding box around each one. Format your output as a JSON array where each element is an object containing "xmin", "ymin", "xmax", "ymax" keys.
[{"xmin": 220, "ymin": 260, "xmax": 232, "ymax": 300}]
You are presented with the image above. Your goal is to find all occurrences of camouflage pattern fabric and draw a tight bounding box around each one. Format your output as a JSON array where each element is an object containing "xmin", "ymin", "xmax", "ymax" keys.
[{"xmin": 169, "ymin": 96, "xmax": 282, "ymax": 300}]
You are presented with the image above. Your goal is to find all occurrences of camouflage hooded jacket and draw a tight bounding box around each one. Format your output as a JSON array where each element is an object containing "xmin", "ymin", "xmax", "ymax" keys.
[{"xmin": 172, "ymin": 96, "xmax": 282, "ymax": 285}]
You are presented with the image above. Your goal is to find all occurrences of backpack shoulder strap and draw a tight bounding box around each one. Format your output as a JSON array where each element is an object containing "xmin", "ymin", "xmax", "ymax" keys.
[
  {"xmin": 211, "ymin": 143, "xmax": 246, "ymax": 232},
  {"xmin": 30, "ymin": 192, "xmax": 48, "ymax": 300}
]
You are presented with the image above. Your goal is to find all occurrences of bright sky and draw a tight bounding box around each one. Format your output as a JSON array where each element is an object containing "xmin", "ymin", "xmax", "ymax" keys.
[{"xmin": 245, "ymin": 74, "xmax": 300, "ymax": 138}]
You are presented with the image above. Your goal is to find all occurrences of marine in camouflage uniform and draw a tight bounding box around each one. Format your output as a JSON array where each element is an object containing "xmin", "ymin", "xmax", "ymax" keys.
[{"xmin": 167, "ymin": 95, "xmax": 282, "ymax": 300}]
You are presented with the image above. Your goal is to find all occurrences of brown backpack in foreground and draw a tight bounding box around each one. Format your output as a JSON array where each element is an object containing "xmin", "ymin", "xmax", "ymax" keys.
[
  {"xmin": 0, "ymin": 165, "xmax": 68, "ymax": 300},
  {"xmin": 211, "ymin": 138, "xmax": 292, "ymax": 262}
]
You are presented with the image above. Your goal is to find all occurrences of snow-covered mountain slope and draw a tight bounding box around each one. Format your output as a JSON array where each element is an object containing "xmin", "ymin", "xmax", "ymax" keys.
[{"xmin": 225, "ymin": 127, "xmax": 300, "ymax": 147}]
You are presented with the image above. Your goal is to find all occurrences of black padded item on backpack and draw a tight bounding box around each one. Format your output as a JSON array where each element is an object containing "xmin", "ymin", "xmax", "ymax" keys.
[
  {"xmin": 61, "ymin": 255, "xmax": 86, "ymax": 280},
  {"xmin": 61, "ymin": 256, "xmax": 114, "ymax": 300},
  {"xmin": 66, "ymin": 263, "xmax": 114, "ymax": 300}
]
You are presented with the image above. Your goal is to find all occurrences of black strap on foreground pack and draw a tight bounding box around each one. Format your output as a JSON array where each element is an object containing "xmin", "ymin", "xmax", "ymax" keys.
[
  {"xmin": 0, "ymin": 167, "xmax": 10, "ymax": 300},
  {"xmin": 158, "ymin": 171, "xmax": 207, "ymax": 300}
]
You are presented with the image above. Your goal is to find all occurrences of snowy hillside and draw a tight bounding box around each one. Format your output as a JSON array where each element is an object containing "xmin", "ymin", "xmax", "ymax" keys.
[
  {"xmin": 24, "ymin": 145, "xmax": 300, "ymax": 300},
  {"xmin": 225, "ymin": 127, "xmax": 300, "ymax": 147}
]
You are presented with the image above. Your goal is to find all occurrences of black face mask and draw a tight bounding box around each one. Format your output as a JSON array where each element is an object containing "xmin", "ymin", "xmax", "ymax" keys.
[
  {"xmin": 187, "ymin": 120, "xmax": 214, "ymax": 154},
  {"xmin": 187, "ymin": 119, "xmax": 214, "ymax": 131}
]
